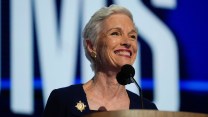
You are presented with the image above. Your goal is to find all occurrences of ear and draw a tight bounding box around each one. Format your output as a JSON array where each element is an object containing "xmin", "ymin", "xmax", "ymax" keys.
[{"xmin": 86, "ymin": 39, "xmax": 95, "ymax": 53}]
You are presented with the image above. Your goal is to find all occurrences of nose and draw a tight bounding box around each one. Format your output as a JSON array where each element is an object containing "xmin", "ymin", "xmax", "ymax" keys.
[{"xmin": 121, "ymin": 38, "xmax": 131, "ymax": 48}]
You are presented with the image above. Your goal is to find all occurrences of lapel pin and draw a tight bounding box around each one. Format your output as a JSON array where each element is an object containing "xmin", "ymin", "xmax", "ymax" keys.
[{"xmin": 75, "ymin": 101, "xmax": 86, "ymax": 112}]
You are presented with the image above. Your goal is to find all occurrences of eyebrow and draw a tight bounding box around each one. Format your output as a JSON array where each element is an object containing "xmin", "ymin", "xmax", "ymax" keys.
[
  {"xmin": 128, "ymin": 29, "xmax": 137, "ymax": 35},
  {"xmin": 106, "ymin": 27, "xmax": 122, "ymax": 34},
  {"xmin": 106, "ymin": 27, "xmax": 137, "ymax": 34}
]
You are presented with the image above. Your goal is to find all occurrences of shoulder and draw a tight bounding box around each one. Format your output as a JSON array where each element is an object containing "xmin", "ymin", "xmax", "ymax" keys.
[
  {"xmin": 43, "ymin": 84, "xmax": 87, "ymax": 117},
  {"xmin": 49, "ymin": 84, "xmax": 85, "ymax": 102},
  {"xmin": 127, "ymin": 90, "xmax": 158, "ymax": 110},
  {"xmin": 52, "ymin": 84, "xmax": 83, "ymax": 96}
]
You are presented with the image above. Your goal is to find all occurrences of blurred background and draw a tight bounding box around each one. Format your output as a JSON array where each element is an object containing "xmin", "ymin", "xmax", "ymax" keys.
[{"xmin": 0, "ymin": 0, "xmax": 208, "ymax": 117}]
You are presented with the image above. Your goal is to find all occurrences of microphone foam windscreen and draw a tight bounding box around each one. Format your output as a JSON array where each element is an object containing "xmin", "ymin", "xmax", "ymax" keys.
[{"xmin": 116, "ymin": 64, "xmax": 135, "ymax": 85}]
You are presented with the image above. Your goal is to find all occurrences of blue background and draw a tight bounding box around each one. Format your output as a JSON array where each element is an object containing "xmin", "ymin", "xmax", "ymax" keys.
[{"xmin": 0, "ymin": 0, "xmax": 208, "ymax": 116}]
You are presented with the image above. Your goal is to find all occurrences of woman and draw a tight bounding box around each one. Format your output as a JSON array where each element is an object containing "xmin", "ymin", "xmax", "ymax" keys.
[{"xmin": 43, "ymin": 4, "xmax": 157, "ymax": 117}]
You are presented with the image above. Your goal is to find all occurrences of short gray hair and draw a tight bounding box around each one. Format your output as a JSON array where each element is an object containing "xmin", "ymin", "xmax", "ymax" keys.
[{"xmin": 82, "ymin": 4, "xmax": 136, "ymax": 71}]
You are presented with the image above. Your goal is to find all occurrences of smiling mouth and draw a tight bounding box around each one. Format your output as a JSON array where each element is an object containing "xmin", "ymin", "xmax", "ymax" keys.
[{"xmin": 114, "ymin": 50, "xmax": 132, "ymax": 58}]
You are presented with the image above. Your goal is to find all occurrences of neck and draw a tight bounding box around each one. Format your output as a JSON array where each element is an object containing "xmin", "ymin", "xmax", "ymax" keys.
[{"xmin": 85, "ymin": 70, "xmax": 126, "ymax": 99}]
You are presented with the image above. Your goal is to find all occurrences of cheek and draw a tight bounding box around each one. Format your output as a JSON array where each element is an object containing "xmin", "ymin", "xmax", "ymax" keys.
[
  {"xmin": 105, "ymin": 39, "xmax": 119, "ymax": 50},
  {"xmin": 98, "ymin": 43, "xmax": 115, "ymax": 65},
  {"xmin": 133, "ymin": 42, "xmax": 138, "ymax": 53},
  {"xmin": 96, "ymin": 41, "xmax": 108, "ymax": 60},
  {"xmin": 97, "ymin": 38, "xmax": 120, "ymax": 59},
  {"xmin": 132, "ymin": 43, "xmax": 138, "ymax": 60}
]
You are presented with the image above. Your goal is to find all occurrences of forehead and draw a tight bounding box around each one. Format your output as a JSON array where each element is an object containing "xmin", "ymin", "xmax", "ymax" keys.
[{"xmin": 102, "ymin": 13, "xmax": 135, "ymax": 30}]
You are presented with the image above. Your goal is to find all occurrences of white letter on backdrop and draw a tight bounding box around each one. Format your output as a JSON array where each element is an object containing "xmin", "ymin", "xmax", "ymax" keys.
[
  {"xmin": 10, "ymin": 0, "xmax": 33, "ymax": 114},
  {"xmin": 34, "ymin": 0, "xmax": 80, "ymax": 105}
]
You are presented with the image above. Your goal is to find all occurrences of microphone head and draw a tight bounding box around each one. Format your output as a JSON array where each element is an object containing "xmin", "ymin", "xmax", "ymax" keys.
[{"xmin": 116, "ymin": 64, "xmax": 135, "ymax": 85}]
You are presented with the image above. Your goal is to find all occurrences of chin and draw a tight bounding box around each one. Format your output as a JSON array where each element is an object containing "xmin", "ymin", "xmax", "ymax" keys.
[{"xmin": 118, "ymin": 62, "xmax": 132, "ymax": 67}]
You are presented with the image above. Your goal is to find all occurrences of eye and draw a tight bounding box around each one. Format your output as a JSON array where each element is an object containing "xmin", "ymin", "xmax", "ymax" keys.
[
  {"xmin": 111, "ymin": 32, "xmax": 120, "ymax": 36},
  {"xmin": 130, "ymin": 35, "xmax": 137, "ymax": 39}
]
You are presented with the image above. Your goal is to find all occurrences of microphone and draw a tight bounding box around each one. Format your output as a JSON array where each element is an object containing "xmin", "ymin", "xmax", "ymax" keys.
[{"xmin": 116, "ymin": 64, "xmax": 144, "ymax": 109}]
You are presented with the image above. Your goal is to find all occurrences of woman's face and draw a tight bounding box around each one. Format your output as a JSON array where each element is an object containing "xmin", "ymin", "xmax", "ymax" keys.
[{"xmin": 95, "ymin": 13, "xmax": 138, "ymax": 70}]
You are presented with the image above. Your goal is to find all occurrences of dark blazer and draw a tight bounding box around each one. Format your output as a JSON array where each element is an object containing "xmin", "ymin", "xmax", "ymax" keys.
[{"xmin": 43, "ymin": 84, "xmax": 157, "ymax": 117}]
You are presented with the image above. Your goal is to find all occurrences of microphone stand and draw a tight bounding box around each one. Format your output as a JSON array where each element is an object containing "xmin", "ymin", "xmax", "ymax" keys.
[{"xmin": 130, "ymin": 77, "xmax": 144, "ymax": 109}]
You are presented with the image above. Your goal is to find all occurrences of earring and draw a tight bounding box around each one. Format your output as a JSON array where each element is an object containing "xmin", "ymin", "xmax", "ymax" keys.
[{"xmin": 91, "ymin": 51, "xmax": 96, "ymax": 59}]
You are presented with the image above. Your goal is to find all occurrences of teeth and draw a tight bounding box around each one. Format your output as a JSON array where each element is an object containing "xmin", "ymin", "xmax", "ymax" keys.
[{"xmin": 115, "ymin": 51, "xmax": 131, "ymax": 56}]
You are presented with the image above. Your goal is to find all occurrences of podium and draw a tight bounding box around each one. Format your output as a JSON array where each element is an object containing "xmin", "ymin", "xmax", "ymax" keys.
[{"xmin": 84, "ymin": 110, "xmax": 208, "ymax": 117}]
